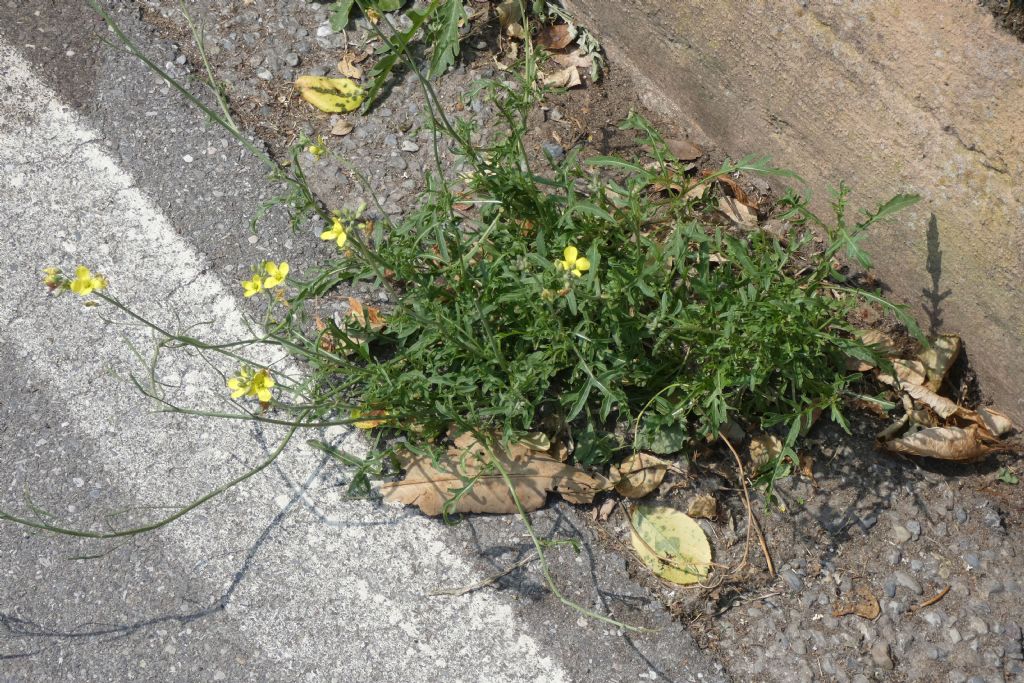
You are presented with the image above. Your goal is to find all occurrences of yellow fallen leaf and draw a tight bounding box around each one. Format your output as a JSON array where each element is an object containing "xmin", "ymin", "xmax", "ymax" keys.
[
  {"xmin": 611, "ymin": 452, "xmax": 669, "ymax": 499},
  {"xmin": 381, "ymin": 432, "xmax": 606, "ymax": 516},
  {"xmin": 352, "ymin": 408, "xmax": 389, "ymax": 429},
  {"xmin": 630, "ymin": 505, "xmax": 712, "ymax": 585},
  {"xmin": 294, "ymin": 75, "xmax": 364, "ymax": 113}
]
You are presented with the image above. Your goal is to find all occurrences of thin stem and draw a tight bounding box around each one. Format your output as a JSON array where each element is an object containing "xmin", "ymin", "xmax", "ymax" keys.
[{"xmin": 0, "ymin": 414, "xmax": 309, "ymax": 538}]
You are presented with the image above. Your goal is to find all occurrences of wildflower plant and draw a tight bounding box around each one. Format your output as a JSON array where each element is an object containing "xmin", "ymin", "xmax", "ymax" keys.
[{"xmin": 3, "ymin": 0, "xmax": 924, "ymax": 628}]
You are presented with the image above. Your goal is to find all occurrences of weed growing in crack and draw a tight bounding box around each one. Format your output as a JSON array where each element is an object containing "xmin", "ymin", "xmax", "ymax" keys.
[{"xmin": 2, "ymin": 0, "xmax": 922, "ymax": 626}]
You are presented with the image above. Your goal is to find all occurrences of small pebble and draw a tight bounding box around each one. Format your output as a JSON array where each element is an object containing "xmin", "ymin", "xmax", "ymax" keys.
[
  {"xmin": 905, "ymin": 520, "xmax": 922, "ymax": 539},
  {"xmin": 894, "ymin": 571, "xmax": 923, "ymax": 595},
  {"xmin": 284, "ymin": 52, "xmax": 300, "ymax": 67},
  {"xmin": 887, "ymin": 549, "xmax": 902, "ymax": 566},
  {"xmin": 964, "ymin": 553, "xmax": 981, "ymax": 570},
  {"xmin": 400, "ymin": 140, "xmax": 420, "ymax": 153},
  {"xmin": 780, "ymin": 568, "xmax": 804, "ymax": 592},
  {"xmin": 954, "ymin": 507, "xmax": 968, "ymax": 524},
  {"xmin": 892, "ymin": 525, "xmax": 913, "ymax": 544},
  {"xmin": 870, "ymin": 641, "xmax": 894, "ymax": 671},
  {"xmin": 256, "ymin": 68, "xmax": 273, "ymax": 80},
  {"xmin": 182, "ymin": 154, "xmax": 194, "ymax": 163},
  {"xmin": 541, "ymin": 142, "xmax": 565, "ymax": 161}
]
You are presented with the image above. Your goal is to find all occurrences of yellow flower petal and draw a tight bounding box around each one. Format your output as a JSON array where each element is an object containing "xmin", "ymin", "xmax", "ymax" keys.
[
  {"xmin": 263, "ymin": 261, "xmax": 289, "ymax": 288},
  {"xmin": 242, "ymin": 275, "xmax": 263, "ymax": 297},
  {"xmin": 563, "ymin": 246, "xmax": 578, "ymax": 263}
]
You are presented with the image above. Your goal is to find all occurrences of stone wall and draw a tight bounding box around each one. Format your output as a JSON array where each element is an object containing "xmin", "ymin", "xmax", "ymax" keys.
[{"xmin": 564, "ymin": 0, "xmax": 1024, "ymax": 420}]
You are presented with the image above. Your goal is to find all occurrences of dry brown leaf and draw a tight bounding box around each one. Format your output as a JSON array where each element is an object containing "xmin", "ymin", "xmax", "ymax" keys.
[
  {"xmin": 893, "ymin": 359, "xmax": 927, "ymax": 386},
  {"xmin": 848, "ymin": 329, "xmax": 901, "ymax": 371},
  {"xmin": 612, "ymin": 452, "xmax": 670, "ymax": 499},
  {"xmin": 495, "ymin": 0, "xmax": 523, "ymax": 29},
  {"xmin": 541, "ymin": 64, "xmax": 581, "ymax": 89},
  {"xmin": 831, "ymin": 584, "xmax": 881, "ymax": 620},
  {"xmin": 974, "ymin": 406, "xmax": 1016, "ymax": 438},
  {"xmin": 858, "ymin": 329, "xmax": 899, "ymax": 354},
  {"xmin": 882, "ymin": 425, "xmax": 990, "ymax": 462},
  {"xmin": 919, "ymin": 334, "xmax": 961, "ymax": 391},
  {"xmin": 666, "ymin": 138, "xmax": 702, "ymax": 161},
  {"xmin": 686, "ymin": 493, "xmax": 718, "ymax": 520},
  {"xmin": 331, "ymin": 119, "xmax": 354, "ymax": 136},
  {"xmin": 708, "ymin": 173, "xmax": 751, "ymax": 205},
  {"xmin": 749, "ymin": 434, "xmax": 783, "ymax": 471},
  {"xmin": 550, "ymin": 49, "xmax": 593, "ymax": 70},
  {"xmin": 903, "ymin": 382, "xmax": 959, "ymax": 419},
  {"xmin": 346, "ymin": 297, "xmax": 386, "ymax": 331},
  {"xmin": 536, "ymin": 23, "xmax": 576, "ymax": 50},
  {"xmin": 718, "ymin": 196, "xmax": 758, "ymax": 227},
  {"xmin": 798, "ymin": 452, "xmax": 816, "ymax": 483},
  {"xmin": 337, "ymin": 52, "xmax": 365, "ymax": 80},
  {"xmin": 683, "ymin": 182, "xmax": 709, "ymax": 202},
  {"xmin": 592, "ymin": 497, "xmax": 616, "ymax": 522},
  {"xmin": 381, "ymin": 433, "xmax": 606, "ymax": 515}
]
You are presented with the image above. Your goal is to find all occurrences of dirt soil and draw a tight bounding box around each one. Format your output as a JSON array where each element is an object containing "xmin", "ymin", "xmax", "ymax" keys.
[{"xmin": 134, "ymin": 1, "xmax": 1023, "ymax": 681}]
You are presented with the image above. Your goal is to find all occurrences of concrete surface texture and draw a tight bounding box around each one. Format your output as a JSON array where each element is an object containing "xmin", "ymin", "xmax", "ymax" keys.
[
  {"xmin": 563, "ymin": 0, "xmax": 1024, "ymax": 421},
  {"xmin": 0, "ymin": 5, "xmax": 724, "ymax": 681}
]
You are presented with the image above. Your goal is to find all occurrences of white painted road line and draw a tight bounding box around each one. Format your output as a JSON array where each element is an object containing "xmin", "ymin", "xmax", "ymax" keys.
[{"xmin": 1, "ymin": 36, "xmax": 570, "ymax": 681}]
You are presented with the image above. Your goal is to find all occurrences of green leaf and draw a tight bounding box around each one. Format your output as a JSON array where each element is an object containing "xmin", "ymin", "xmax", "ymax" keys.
[
  {"xmin": 364, "ymin": 1, "xmax": 439, "ymax": 107},
  {"xmin": 427, "ymin": 0, "xmax": 468, "ymax": 78},
  {"xmin": 636, "ymin": 420, "xmax": 689, "ymax": 455},
  {"xmin": 862, "ymin": 193, "xmax": 921, "ymax": 226},
  {"xmin": 574, "ymin": 426, "xmax": 618, "ymax": 467},
  {"xmin": 997, "ymin": 467, "xmax": 1020, "ymax": 485},
  {"xmin": 328, "ymin": 0, "xmax": 356, "ymax": 31},
  {"xmin": 375, "ymin": 0, "xmax": 404, "ymax": 10}
]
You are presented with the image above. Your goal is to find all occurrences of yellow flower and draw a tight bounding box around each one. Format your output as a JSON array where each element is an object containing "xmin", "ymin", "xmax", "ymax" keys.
[
  {"xmin": 42, "ymin": 266, "xmax": 63, "ymax": 289},
  {"xmin": 320, "ymin": 216, "xmax": 348, "ymax": 249},
  {"xmin": 263, "ymin": 261, "xmax": 289, "ymax": 288},
  {"xmin": 242, "ymin": 274, "xmax": 264, "ymax": 297},
  {"xmin": 555, "ymin": 246, "xmax": 591, "ymax": 277},
  {"xmin": 307, "ymin": 138, "xmax": 326, "ymax": 159},
  {"xmin": 69, "ymin": 265, "xmax": 108, "ymax": 296},
  {"xmin": 227, "ymin": 366, "xmax": 275, "ymax": 403}
]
